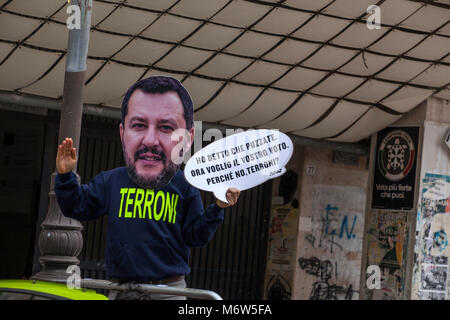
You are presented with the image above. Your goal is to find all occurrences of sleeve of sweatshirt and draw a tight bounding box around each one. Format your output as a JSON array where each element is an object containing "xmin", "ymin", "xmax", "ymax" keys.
[
  {"xmin": 55, "ymin": 171, "xmax": 109, "ymax": 221},
  {"xmin": 181, "ymin": 186, "xmax": 224, "ymax": 248}
]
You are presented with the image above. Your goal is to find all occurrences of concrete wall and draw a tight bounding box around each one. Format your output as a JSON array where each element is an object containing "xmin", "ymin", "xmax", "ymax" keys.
[
  {"xmin": 265, "ymin": 144, "xmax": 370, "ymax": 300},
  {"xmin": 293, "ymin": 147, "xmax": 369, "ymax": 300}
]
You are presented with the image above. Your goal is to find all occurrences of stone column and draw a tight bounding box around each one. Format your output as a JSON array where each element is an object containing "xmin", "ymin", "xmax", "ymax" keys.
[
  {"xmin": 360, "ymin": 97, "xmax": 450, "ymax": 300},
  {"xmin": 32, "ymin": 0, "xmax": 93, "ymax": 283}
]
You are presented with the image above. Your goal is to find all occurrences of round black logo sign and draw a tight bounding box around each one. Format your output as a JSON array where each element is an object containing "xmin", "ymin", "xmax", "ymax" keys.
[{"xmin": 377, "ymin": 130, "xmax": 415, "ymax": 182}]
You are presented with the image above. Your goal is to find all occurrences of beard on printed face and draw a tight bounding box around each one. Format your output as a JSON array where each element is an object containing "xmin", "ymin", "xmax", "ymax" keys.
[{"xmin": 122, "ymin": 142, "xmax": 181, "ymax": 189}]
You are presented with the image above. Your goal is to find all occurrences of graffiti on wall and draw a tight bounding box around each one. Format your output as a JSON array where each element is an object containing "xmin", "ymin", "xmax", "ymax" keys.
[
  {"xmin": 317, "ymin": 204, "xmax": 359, "ymax": 252},
  {"xmin": 413, "ymin": 173, "xmax": 450, "ymax": 300},
  {"xmin": 299, "ymin": 185, "xmax": 366, "ymax": 300},
  {"xmin": 363, "ymin": 210, "xmax": 409, "ymax": 300},
  {"xmin": 304, "ymin": 206, "xmax": 360, "ymax": 255},
  {"xmin": 298, "ymin": 256, "xmax": 357, "ymax": 300}
]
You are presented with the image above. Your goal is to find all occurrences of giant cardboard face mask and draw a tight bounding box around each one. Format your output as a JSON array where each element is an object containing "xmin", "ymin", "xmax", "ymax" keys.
[{"xmin": 120, "ymin": 90, "xmax": 193, "ymax": 189}]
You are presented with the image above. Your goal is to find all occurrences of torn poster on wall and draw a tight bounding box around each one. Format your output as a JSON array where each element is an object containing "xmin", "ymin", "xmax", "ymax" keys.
[
  {"xmin": 414, "ymin": 173, "xmax": 450, "ymax": 300},
  {"xmin": 419, "ymin": 256, "xmax": 448, "ymax": 300},
  {"xmin": 420, "ymin": 173, "xmax": 450, "ymax": 218},
  {"xmin": 363, "ymin": 210, "xmax": 409, "ymax": 300},
  {"xmin": 264, "ymin": 203, "xmax": 299, "ymax": 300}
]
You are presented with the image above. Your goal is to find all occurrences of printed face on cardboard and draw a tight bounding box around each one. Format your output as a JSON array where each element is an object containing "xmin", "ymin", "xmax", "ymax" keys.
[{"xmin": 120, "ymin": 90, "xmax": 194, "ymax": 189}]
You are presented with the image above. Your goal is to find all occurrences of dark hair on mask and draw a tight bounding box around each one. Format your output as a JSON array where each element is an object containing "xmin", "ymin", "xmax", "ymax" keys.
[{"xmin": 121, "ymin": 76, "xmax": 194, "ymax": 129}]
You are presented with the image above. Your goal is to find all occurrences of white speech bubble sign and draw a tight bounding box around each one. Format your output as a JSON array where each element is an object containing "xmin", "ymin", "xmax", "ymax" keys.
[{"xmin": 184, "ymin": 129, "xmax": 294, "ymax": 203}]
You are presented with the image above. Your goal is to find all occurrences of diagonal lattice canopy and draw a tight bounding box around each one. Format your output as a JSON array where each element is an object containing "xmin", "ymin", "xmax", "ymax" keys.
[{"xmin": 0, "ymin": 0, "xmax": 449, "ymax": 142}]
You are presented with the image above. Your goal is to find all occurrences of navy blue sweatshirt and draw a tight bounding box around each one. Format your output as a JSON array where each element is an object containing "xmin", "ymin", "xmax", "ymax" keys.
[{"xmin": 54, "ymin": 167, "xmax": 224, "ymax": 282}]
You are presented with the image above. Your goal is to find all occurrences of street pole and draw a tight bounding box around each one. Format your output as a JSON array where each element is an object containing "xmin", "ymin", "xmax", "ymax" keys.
[{"xmin": 32, "ymin": 0, "xmax": 93, "ymax": 283}]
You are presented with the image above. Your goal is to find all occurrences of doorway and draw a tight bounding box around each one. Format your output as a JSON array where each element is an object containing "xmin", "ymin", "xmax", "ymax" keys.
[{"xmin": 0, "ymin": 110, "xmax": 45, "ymax": 279}]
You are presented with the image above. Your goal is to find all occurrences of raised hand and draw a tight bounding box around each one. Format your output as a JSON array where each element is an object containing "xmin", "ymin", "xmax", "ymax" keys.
[
  {"xmin": 56, "ymin": 137, "xmax": 77, "ymax": 174},
  {"xmin": 216, "ymin": 187, "xmax": 240, "ymax": 208}
]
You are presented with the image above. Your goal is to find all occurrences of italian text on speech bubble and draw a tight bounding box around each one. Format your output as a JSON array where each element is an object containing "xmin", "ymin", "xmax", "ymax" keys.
[{"xmin": 184, "ymin": 129, "xmax": 294, "ymax": 203}]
